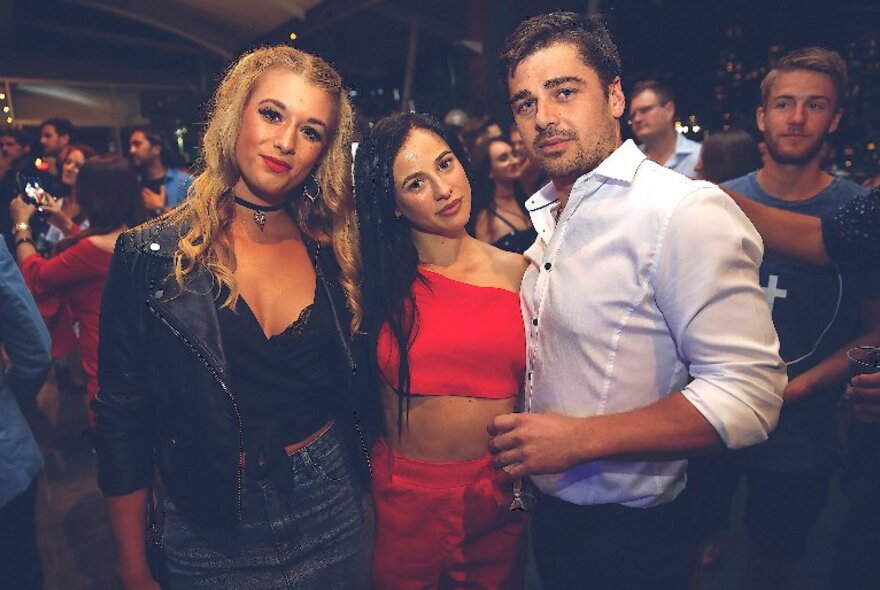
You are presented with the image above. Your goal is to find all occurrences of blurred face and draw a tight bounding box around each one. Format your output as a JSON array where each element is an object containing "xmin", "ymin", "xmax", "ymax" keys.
[
  {"xmin": 40, "ymin": 124, "xmax": 68, "ymax": 156},
  {"xmin": 129, "ymin": 131, "xmax": 160, "ymax": 167},
  {"xmin": 61, "ymin": 148, "xmax": 86, "ymax": 187},
  {"xmin": 757, "ymin": 70, "xmax": 841, "ymax": 166},
  {"xmin": 508, "ymin": 42, "xmax": 624, "ymax": 187},
  {"xmin": 393, "ymin": 127, "xmax": 471, "ymax": 237},
  {"xmin": 488, "ymin": 140, "xmax": 521, "ymax": 183},
  {"xmin": 1, "ymin": 136, "xmax": 28, "ymax": 163},
  {"xmin": 233, "ymin": 69, "xmax": 335, "ymax": 204},
  {"xmin": 629, "ymin": 89, "xmax": 674, "ymax": 142},
  {"xmin": 509, "ymin": 128, "xmax": 525, "ymax": 158}
]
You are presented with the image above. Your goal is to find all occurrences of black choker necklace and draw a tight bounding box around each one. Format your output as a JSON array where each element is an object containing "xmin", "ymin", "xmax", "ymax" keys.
[{"xmin": 233, "ymin": 196, "xmax": 287, "ymax": 231}]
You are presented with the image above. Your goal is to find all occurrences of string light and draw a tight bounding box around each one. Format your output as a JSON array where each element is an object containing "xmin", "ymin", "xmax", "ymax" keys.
[{"xmin": 289, "ymin": 32, "xmax": 298, "ymax": 41}]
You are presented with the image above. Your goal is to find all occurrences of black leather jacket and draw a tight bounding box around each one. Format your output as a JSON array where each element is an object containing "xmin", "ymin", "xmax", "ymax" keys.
[{"xmin": 93, "ymin": 219, "xmax": 378, "ymax": 527}]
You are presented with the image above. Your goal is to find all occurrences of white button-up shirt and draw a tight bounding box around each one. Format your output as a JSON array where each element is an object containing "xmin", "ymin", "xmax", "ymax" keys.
[{"xmin": 521, "ymin": 140, "xmax": 785, "ymax": 508}]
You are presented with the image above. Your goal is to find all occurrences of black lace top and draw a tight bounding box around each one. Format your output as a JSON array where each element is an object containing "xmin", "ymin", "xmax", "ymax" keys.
[
  {"xmin": 216, "ymin": 275, "xmax": 347, "ymax": 488},
  {"xmin": 822, "ymin": 188, "xmax": 880, "ymax": 268}
]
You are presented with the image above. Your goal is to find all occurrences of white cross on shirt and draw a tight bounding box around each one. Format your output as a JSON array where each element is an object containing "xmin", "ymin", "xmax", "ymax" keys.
[{"xmin": 762, "ymin": 274, "xmax": 788, "ymax": 313}]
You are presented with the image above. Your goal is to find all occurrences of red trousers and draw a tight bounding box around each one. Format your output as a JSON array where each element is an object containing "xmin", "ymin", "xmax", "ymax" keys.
[{"xmin": 371, "ymin": 438, "xmax": 527, "ymax": 590}]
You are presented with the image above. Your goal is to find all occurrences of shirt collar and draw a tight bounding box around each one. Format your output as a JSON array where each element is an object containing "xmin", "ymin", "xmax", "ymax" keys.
[
  {"xmin": 674, "ymin": 132, "xmax": 700, "ymax": 156},
  {"xmin": 525, "ymin": 139, "xmax": 647, "ymax": 214}
]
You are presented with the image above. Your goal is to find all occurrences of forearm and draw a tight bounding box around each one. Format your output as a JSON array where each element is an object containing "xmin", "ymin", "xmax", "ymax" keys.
[
  {"xmin": 105, "ymin": 489, "xmax": 152, "ymax": 582},
  {"xmin": 576, "ymin": 391, "xmax": 723, "ymax": 462},
  {"xmin": 791, "ymin": 328, "xmax": 880, "ymax": 397},
  {"xmin": 724, "ymin": 188, "xmax": 829, "ymax": 265}
]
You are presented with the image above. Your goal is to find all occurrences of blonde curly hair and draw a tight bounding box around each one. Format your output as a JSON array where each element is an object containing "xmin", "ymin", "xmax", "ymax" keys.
[{"xmin": 166, "ymin": 45, "xmax": 361, "ymax": 332}]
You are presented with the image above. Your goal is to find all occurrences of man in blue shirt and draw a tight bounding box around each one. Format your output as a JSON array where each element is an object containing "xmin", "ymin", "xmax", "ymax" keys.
[
  {"xmin": 723, "ymin": 47, "xmax": 880, "ymax": 589},
  {"xmin": 129, "ymin": 126, "xmax": 192, "ymax": 215},
  {"xmin": 0, "ymin": 239, "xmax": 52, "ymax": 589},
  {"xmin": 629, "ymin": 80, "xmax": 701, "ymax": 177}
]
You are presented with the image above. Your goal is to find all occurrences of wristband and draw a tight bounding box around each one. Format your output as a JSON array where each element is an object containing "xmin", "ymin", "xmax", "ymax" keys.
[{"xmin": 14, "ymin": 237, "xmax": 35, "ymax": 250}]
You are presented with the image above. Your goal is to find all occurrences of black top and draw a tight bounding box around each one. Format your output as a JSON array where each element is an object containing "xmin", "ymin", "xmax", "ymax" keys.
[
  {"xmin": 216, "ymin": 265, "xmax": 347, "ymax": 488},
  {"xmin": 822, "ymin": 188, "xmax": 880, "ymax": 269},
  {"xmin": 489, "ymin": 209, "xmax": 538, "ymax": 254}
]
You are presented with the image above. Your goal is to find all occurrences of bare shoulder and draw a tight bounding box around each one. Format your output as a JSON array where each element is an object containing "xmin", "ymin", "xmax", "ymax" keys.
[
  {"xmin": 474, "ymin": 239, "xmax": 528, "ymax": 291},
  {"xmin": 87, "ymin": 232, "xmax": 123, "ymax": 254}
]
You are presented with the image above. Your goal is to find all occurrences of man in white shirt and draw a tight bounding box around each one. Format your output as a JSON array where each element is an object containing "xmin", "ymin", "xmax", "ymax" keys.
[
  {"xmin": 629, "ymin": 80, "xmax": 702, "ymax": 177},
  {"xmin": 488, "ymin": 11, "xmax": 786, "ymax": 588}
]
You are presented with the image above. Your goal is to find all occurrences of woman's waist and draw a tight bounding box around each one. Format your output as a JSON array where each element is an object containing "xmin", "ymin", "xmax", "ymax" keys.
[{"xmin": 381, "ymin": 389, "xmax": 515, "ymax": 461}]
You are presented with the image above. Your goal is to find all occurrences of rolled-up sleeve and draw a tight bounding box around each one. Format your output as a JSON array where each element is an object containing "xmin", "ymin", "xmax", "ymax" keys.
[{"xmin": 654, "ymin": 187, "xmax": 786, "ymax": 448}]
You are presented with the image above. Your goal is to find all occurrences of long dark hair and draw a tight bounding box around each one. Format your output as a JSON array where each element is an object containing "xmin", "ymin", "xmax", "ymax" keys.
[
  {"xmin": 55, "ymin": 155, "xmax": 148, "ymax": 253},
  {"xmin": 467, "ymin": 137, "xmax": 527, "ymax": 237},
  {"xmin": 354, "ymin": 112, "xmax": 471, "ymax": 431}
]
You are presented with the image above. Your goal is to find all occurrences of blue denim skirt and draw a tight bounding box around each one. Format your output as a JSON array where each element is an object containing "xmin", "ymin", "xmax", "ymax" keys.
[{"xmin": 162, "ymin": 422, "xmax": 374, "ymax": 589}]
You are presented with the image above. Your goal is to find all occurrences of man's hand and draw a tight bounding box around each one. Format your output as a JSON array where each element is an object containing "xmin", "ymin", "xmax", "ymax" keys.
[
  {"xmin": 488, "ymin": 413, "xmax": 589, "ymax": 478},
  {"xmin": 848, "ymin": 372, "xmax": 880, "ymax": 423},
  {"xmin": 141, "ymin": 185, "xmax": 166, "ymax": 211},
  {"xmin": 9, "ymin": 194, "xmax": 37, "ymax": 224}
]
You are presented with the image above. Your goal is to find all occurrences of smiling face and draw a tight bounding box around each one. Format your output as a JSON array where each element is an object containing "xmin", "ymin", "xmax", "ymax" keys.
[
  {"xmin": 61, "ymin": 148, "xmax": 86, "ymax": 187},
  {"xmin": 392, "ymin": 127, "xmax": 471, "ymax": 238},
  {"xmin": 757, "ymin": 70, "xmax": 841, "ymax": 167},
  {"xmin": 487, "ymin": 139, "xmax": 522, "ymax": 183},
  {"xmin": 232, "ymin": 68, "xmax": 335, "ymax": 205},
  {"xmin": 508, "ymin": 42, "xmax": 624, "ymax": 189}
]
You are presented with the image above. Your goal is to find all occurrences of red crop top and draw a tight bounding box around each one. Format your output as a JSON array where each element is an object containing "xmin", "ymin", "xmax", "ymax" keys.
[{"xmin": 377, "ymin": 267, "xmax": 525, "ymax": 399}]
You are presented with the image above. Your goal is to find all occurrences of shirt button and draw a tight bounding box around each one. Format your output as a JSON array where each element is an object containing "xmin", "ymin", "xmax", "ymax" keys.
[
  {"xmin": 544, "ymin": 262, "xmax": 552, "ymax": 270},
  {"xmin": 149, "ymin": 242, "xmax": 160, "ymax": 251},
  {"xmin": 532, "ymin": 318, "xmax": 538, "ymax": 326}
]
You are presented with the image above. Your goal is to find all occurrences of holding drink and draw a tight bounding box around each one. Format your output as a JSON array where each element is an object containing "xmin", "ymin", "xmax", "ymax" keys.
[{"xmin": 846, "ymin": 346, "xmax": 880, "ymax": 423}]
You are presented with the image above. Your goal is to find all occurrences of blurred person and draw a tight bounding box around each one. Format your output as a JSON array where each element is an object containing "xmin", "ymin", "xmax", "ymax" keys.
[
  {"xmin": 10, "ymin": 155, "xmax": 148, "ymax": 426},
  {"xmin": 469, "ymin": 136, "xmax": 536, "ymax": 253},
  {"xmin": 509, "ymin": 122, "xmax": 546, "ymax": 195},
  {"xmin": 629, "ymin": 80, "xmax": 701, "ymax": 177},
  {"xmin": 461, "ymin": 114, "xmax": 503, "ymax": 156},
  {"xmin": 41, "ymin": 143, "xmax": 98, "ymax": 244},
  {"xmin": 0, "ymin": 128, "xmax": 52, "ymax": 249},
  {"xmin": 694, "ymin": 128, "xmax": 762, "ymax": 184},
  {"xmin": 687, "ymin": 126, "xmax": 763, "ymax": 570},
  {"xmin": 0, "ymin": 239, "xmax": 52, "ymax": 590},
  {"xmin": 490, "ymin": 12, "xmax": 786, "ymax": 588},
  {"xmin": 94, "ymin": 46, "xmax": 375, "ymax": 590},
  {"xmin": 128, "ymin": 125, "xmax": 193, "ymax": 215},
  {"xmin": 356, "ymin": 112, "xmax": 528, "ymax": 590},
  {"xmin": 39, "ymin": 117, "xmax": 73, "ymax": 177},
  {"xmin": 722, "ymin": 46, "xmax": 880, "ymax": 590}
]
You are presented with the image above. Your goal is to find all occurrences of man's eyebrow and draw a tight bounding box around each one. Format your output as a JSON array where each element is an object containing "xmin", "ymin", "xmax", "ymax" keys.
[
  {"xmin": 544, "ymin": 76, "xmax": 586, "ymax": 90},
  {"xmin": 509, "ymin": 89, "xmax": 533, "ymax": 105}
]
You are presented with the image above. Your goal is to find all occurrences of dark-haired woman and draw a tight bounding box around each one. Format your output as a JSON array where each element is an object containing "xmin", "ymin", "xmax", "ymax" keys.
[
  {"xmin": 469, "ymin": 137, "xmax": 536, "ymax": 254},
  {"xmin": 356, "ymin": 112, "xmax": 528, "ymax": 589},
  {"xmin": 10, "ymin": 155, "xmax": 148, "ymax": 426}
]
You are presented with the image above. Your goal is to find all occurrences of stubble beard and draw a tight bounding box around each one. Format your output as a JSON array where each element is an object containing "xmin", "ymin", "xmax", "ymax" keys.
[
  {"xmin": 764, "ymin": 129, "xmax": 826, "ymax": 167},
  {"xmin": 535, "ymin": 118, "xmax": 619, "ymax": 183}
]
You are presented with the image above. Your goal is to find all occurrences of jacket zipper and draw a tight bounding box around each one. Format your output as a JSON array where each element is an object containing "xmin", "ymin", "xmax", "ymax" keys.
[
  {"xmin": 145, "ymin": 299, "xmax": 245, "ymax": 520},
  {"xmin": 315, "ymin": 248, "xmax": 372, "ymax": 476}
]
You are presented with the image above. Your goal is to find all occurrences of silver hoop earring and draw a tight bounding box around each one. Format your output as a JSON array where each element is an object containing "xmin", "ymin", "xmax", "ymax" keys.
[{"xmin": 303, "ymin": 173, "xmax": 321, "ymax": 203}]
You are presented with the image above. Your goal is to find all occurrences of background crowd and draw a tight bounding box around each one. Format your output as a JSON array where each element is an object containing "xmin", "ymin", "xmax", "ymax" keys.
[{"xmin": 1, "ymin": 5, "xmax": 879, "ymax": 590}]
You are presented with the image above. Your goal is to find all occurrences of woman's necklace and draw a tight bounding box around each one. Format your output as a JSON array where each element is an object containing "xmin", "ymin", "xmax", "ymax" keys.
[{"xmin": 233, "ymin": 195, "xmax": 287, "ymax": 231}]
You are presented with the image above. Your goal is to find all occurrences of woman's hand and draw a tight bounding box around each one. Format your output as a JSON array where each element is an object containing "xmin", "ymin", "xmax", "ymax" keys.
[
  {"xmin": 40, "ymin": 198, "xmax": 74, "ymax": 234},
  {"xmin": 9, "ymin": 194, "xmax": 38, "ymax": 224},
  {"xmin": 116, "ymin": 560, "xmax": 161, "ymax": 590}
]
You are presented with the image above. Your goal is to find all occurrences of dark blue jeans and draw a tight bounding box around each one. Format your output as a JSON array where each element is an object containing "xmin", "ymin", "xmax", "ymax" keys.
[{"xmin": 163, "ymin": 423, "xmax": 374, "ymax": 589}]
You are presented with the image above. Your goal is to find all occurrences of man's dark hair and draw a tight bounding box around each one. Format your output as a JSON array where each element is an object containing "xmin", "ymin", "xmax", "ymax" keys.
[
  {"xmin": 0, "ymin": 127, "xmax": 32, "ymax": 147},
  {"xmin": 631, "ymin": 80, "xmax": 675, "ymax": 106},
  {"xmin": 130, "ymin": 125, "xmax": 180, "ymax": 167},
  {"xmin": 40, "ymin": 117, "xmax": 74, "ymax": 139},
  {"xmin": 498, "ymin": 11, "xmax": 621, "ymax": 96}
]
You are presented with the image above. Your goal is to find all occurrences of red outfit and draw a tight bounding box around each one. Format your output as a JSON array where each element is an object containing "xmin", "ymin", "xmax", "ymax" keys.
[
  {"xmin": 377, "ymin": 267, "xmax": 525, "ymax": 397},
  {"xmin": 373, "ymin": 269, "xmax": 527, "ymax": 589},
  {"xmin": 371, "ymin": 438, "xmax": 527, "ymax": 590},
  {"xmin": 20, "ymin": 238, "xmax": 113, "ymax": 425}
]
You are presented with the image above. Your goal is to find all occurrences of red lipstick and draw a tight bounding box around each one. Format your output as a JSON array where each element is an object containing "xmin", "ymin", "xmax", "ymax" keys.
[{"xmin": 261, "ymin": 155, "xmax": 291, "ymax": 173}]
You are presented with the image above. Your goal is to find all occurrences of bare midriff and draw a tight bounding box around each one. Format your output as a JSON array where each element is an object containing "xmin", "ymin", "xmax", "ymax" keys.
[{"xmin": 381, "ymin": 385, "xmax": 516, "ymax": 462}]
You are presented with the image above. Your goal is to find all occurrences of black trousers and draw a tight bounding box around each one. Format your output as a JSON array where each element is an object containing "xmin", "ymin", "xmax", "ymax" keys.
[
  {"xmin": 0, "ymin": 476, "xmax": 43, "ymax": 589},
  {"xmin": 531, "ymin": 486, "xmax": 699, "ymax": 590}
]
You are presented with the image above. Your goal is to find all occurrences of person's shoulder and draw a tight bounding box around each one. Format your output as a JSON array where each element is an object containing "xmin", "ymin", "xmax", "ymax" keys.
[
  {"xmin": 830, "ymin": 176, "xmax": 870, "ymax": 199},
  {"xmin": 118, "ymin": 211, "xmax": 189, "ymax": 257},
  {"xmin": 720, "ymin": 172, "xmax": 756, "ymax": 193},
  {"xmin": 478, "ymin": 240, "xmax": 528, "ymax": 288}
]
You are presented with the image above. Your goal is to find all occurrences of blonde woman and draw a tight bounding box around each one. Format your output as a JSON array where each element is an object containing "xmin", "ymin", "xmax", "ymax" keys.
[{"xmin": 93, "ymin": 46, "xmax": 376, "ymax": 589}]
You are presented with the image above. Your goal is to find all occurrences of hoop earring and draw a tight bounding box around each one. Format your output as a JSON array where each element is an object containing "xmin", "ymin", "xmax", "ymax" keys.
[{"xmin": 303, "ymin": 173, "xmax": 321, "ymax": 203}]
